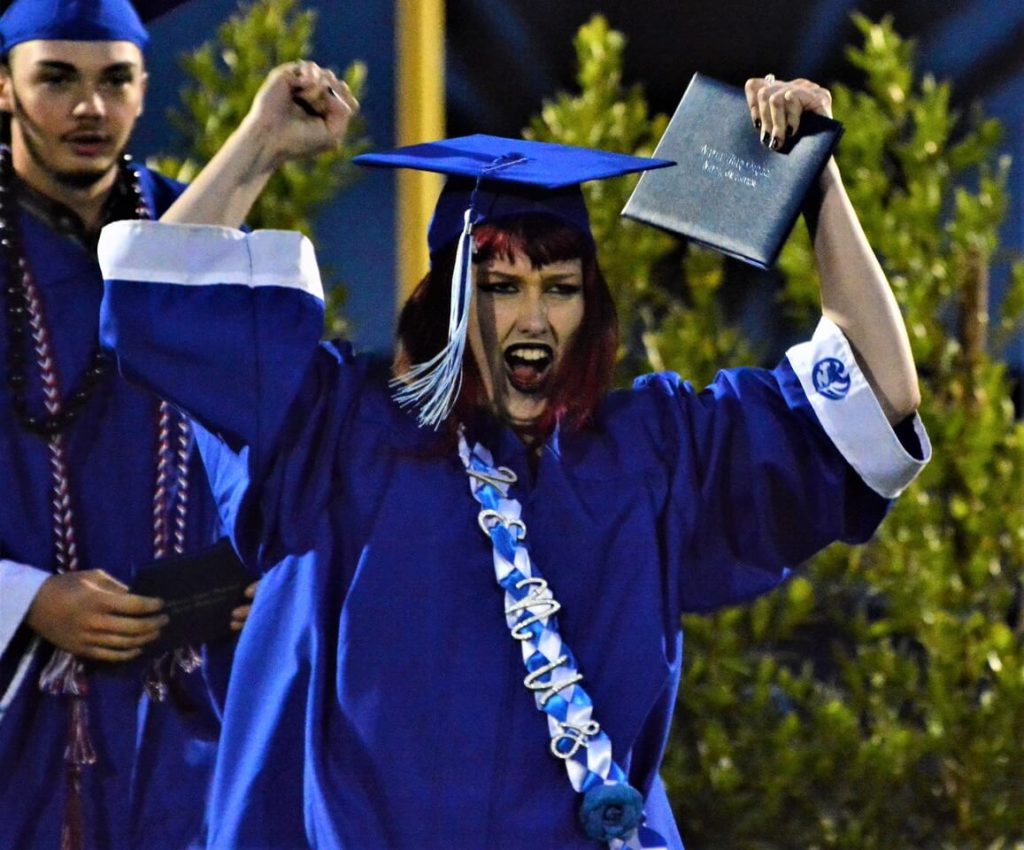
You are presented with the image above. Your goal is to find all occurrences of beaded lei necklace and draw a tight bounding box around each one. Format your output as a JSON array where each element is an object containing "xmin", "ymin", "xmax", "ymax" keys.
[{"xmin": 0, "ymin": 147, "xmax": 195, "ymax": 850}]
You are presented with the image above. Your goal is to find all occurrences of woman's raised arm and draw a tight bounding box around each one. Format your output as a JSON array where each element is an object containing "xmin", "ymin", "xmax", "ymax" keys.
[
  {"xmin": 162, "ymin": 60, "xmax": 358, "ymax": 227},
  {"xmin": 747, "ymin": 76, "xmax": 921, "ymax": 424}
]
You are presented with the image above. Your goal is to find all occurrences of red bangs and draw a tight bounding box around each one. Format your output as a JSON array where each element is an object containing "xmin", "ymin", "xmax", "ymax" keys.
[{"xmin": 471, "ymin": 217, "xmax": 594, "ymax": 269}]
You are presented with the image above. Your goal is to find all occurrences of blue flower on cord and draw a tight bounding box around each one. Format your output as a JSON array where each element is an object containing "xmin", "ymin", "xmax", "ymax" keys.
[{"xmin": 578, "ymin": 782, "xmax": 644, "ymax": 841}]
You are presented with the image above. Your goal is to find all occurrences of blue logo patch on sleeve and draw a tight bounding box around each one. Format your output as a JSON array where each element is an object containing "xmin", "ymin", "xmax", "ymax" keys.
[{"xmin": 812, "ymin": 357, "xmax": 851, "ymax": 400}]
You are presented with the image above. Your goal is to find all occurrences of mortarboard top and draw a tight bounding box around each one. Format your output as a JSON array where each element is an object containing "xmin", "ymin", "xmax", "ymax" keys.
[
  {"xmin": 131, "ymin": 0, "xmax": 191, "ymax": 20},
  {"xmin": 0, "ymin": 0, "xmax": 192, "ymax": 54},
  {"xmin": 356, "ymin": 134, "xmax": 674, "ymax": 429},
  {"xmin": 355, "ymin": 134, "xmax": 674, "ymax": 255}
]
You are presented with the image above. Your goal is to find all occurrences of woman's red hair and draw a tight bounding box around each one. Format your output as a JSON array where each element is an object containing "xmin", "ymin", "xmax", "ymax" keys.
[{"xmin": 394, "ymin": 215, "xmax": 618, "ymax": 435}]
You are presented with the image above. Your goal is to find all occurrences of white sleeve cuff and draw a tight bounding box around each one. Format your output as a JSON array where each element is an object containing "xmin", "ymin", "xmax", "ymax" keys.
[
  {"xmin": 97, "ymin": 220, "xmax": 324, "ymax": 300},
  {"xmin": 786, "ymin": 317, "xmax": 931, "ymax": 499},
  {"xmin": 0, "ymin": 560, "xmax": 49, "ymax": 658}
]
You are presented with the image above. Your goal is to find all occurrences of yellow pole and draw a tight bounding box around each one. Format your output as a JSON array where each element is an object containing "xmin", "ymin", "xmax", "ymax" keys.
[{"xmin": 395, "ymin": 0, "xmax": 446, "ymax": 302}]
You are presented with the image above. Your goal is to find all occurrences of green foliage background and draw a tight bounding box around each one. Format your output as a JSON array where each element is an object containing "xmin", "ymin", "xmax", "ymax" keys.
[
  {"xmin": 530, "ymin": 14, "xmax": 1024, "ymax": 850},
  {"xmin": 151, "ymin": 0, "xmax": 369, "ymax": 337}
]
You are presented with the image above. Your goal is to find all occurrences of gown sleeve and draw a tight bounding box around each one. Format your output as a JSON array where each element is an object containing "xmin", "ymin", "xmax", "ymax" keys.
[
  {"xmin": 0, "ymin": 558, "xmax": 47, "ymax": 653},
  {"xmin": 97, "ymin": 220, "xmax": 350, "ymax": 570},
  {"xmin": 0, "ymin": 558, "xmax": 46, "ymax": 703},
  {"xmin": 650, "ymin": 317, "xmax": 931, "ymax": 614}
]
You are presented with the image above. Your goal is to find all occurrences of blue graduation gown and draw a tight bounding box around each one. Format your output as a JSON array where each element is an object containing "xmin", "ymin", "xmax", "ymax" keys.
[
  {"xmin": 0, "ymin": 172, "xmax": 225, "ymax": 850},
  {"xmin": 98, "ymin": 222, "xmax": 929, "ymax": 850}
]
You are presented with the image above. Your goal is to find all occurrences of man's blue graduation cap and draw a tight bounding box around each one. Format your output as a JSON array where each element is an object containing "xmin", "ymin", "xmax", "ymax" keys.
[
  {"xmin": 354, "ymin": 134, "xmax": 674, "ymax": 428},
  {"xmin": 0, "ymin": 0, "xmax": 192, "ymax": 54}
]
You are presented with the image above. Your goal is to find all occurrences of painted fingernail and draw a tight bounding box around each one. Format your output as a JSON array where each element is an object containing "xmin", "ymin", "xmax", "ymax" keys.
[
  {"xmin": 754, "ymin": 118, "xmax": 762, "ymax": 130},
  {"xmin": 769, "ymin": 135, "xmax": 780, "ymax": 150},
  {"xmin": 761, "ymin": 131, "xmax": 771, "ymax": 147}
]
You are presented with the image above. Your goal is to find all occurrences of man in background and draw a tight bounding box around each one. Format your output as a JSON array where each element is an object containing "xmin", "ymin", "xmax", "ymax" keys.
[{"xmin": 0, "ymin": 1, "xmax": 242, "ymax": 847}]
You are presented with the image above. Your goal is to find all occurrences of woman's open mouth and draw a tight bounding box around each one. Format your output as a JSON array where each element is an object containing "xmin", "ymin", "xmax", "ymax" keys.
[{"xmin": 504, "ymin": 343, "xmax": 553, "ymax": 394}]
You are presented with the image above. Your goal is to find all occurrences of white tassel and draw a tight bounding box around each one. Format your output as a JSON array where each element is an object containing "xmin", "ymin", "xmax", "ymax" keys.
[{"xmin": 391, "ymin": 208, "xmax": 475, "ymax": 428}]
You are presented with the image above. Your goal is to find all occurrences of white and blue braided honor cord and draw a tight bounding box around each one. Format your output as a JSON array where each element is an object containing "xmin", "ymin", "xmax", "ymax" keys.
[{"xmin": 460, "ymin": 434, "xmax": 669, "ymax": 850}]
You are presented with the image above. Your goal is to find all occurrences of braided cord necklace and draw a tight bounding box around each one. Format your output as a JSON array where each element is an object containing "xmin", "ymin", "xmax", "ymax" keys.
[
  {"xmin": 0, "ymin": 147, "xmax": 194, "ymax": 850},
  {"xmin": 459, "ymin": 433, "xmax": 669, "ymax": 849}
]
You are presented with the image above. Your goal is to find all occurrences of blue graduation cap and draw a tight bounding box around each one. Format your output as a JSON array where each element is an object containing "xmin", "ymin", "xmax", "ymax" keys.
[
  {"xmin": 354, "ymin": 134, "xmax": 674, "ymax": 428},
  {"xmin": 356, "ymin": 133, "xmax": 673, "ymax": 255},
  {"xmin": 0, "ymin": 0, "xmax": 191, "ymax": 54}
]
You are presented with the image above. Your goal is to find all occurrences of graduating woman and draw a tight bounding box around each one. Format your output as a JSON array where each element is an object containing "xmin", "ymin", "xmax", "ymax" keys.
[{"xmin": 97, "ymin": 63, "xmax": 928, "ymax": 849}]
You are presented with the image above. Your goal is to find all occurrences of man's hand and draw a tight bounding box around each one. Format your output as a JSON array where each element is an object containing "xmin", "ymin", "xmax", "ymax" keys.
[
  {"xmin": 245, "ymin": 60, "xmax": 360, "ymax": 168},
  {"xmin": 230, "ymin": 580, "xmax": 259, "ymax": 633},
  {"xmin": 25, "ymin": 570, "xmax": 167, "ymax": 662}
]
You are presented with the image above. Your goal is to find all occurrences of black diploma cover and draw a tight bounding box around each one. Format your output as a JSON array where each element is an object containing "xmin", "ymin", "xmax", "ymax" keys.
[
  {"xmin": 622, "ymin": 73, "xmax": 844, "ymax": 269},
  {"xmin": 131, "ymin": 538, "xmax": 250, "ymax": 652}
]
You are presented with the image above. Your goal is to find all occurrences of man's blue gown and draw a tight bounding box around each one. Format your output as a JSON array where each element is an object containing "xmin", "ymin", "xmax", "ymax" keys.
[{"xmin": 0, "ymin": 172, "xmax": 225, "ymax": 850}]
